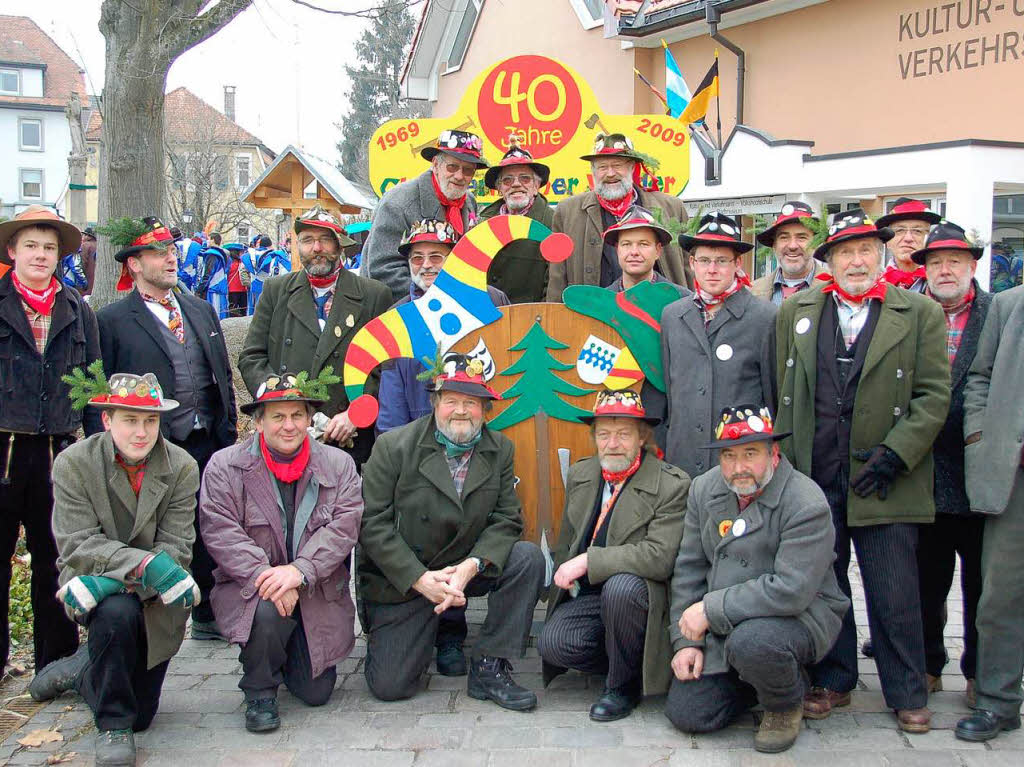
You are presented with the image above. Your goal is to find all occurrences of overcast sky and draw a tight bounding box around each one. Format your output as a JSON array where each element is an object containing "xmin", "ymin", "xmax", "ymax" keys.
[{"xmin": 0, "ymin": 0, "xmax": 409, "ymax": 161}]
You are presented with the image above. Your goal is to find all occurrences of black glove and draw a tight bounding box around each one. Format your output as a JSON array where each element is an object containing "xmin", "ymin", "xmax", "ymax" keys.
[{"xmin": 850, "ymin": 446, "xmax": 906, "ymax": 500}]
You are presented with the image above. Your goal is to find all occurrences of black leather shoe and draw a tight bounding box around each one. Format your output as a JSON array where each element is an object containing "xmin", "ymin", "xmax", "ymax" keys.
[
  {"xmin": 191, "ymin": 619, "xmax": 227, "ymax": 641},
  {"xmin": 589, "ymin": 686, "xmax": 642, "ymax": 722},
  {"xmin": 861, "ymin": 639, "xmax": 874, "ymax": 658},
  {"xmin": 29, "ymin": 644, "xmax": 89, "ymax": 702},
  {"xmin": 955, "ymin": 709, "xmax": 1021, "ymax": 742},
  {"xmin": 467, "ymin": 656, "xmax": 537, "ymax": 711},
  {"xmin": 436, "ymin": 643, "xmax": 467, "ymax": 676},
  {"xmin": 245, "ymin": 697, "xmax": 281, "ymax": 733}
]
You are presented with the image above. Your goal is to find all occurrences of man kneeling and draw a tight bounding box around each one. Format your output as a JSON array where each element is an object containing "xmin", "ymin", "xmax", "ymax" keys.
[
  {"xmin": 539, "ymin": 390, "xmax": 689, "ymax": 721},
  {"xmin": 358, "ymin": 355, "xmax": 544, "ymax": 709},
  {"xmin": 33, "ymin": 370, "xmax": 200, "ymax": 767},
  {"xmin": 200, "ymin": 371, "xmax": 363, "ymax": 732},
  {"xmin": 665, "ymin": 406, "xmax": 848, "ymax": 753}
]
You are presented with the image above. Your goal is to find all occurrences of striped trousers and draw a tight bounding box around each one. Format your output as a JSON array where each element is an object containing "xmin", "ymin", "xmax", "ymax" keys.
[{"xmin": 813, "ymin": 468, "xmax": 928, "ymax": 710}]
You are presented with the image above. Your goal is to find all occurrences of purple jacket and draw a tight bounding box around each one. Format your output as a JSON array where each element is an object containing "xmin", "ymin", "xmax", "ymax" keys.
[{"xmin": 200, "ymin": 436, "xmax": 363, "ymax": 677}]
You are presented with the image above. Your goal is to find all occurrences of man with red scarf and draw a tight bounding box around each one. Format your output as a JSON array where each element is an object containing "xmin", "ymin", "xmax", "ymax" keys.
[
  {"xmin": 200, "ymin": 371, "xmax": 364, "ymax": 733},
  {"xmin": 240, "ymin": 205, "xmax": 392, "ymax": 470},
  {"xmin": 0, "ymin": 205, "xmax": 98, "ymax": 678},
  {"xmin": 659, "ymin": 212, "xmax": 777, "ymax": 480},
  {"xmin": 774, "ymin": 209, "xmax": 950, "ymax": 734},
  {"xmin": 361, "ymin": 129, "xmax": 489, "ymax": 301},
  {"xmin": 546, "ymin": 132, "xmax": 691, "ymax": 301},
  {"xmin": 877, "ymin": 197, "xmax": 942, "ymax": 293}
]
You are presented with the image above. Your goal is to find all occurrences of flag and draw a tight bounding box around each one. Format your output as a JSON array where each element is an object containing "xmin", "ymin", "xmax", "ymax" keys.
[
  {"xmin": 633, "ymin": 68, "xmax": 670, "ymax": 113},
  {"xmin": 662, "ymin": 40, "xmax": 691, "ymax": 119},
  {"xmin": 679, "ymin": 56, "xmax": 719, "ymax": 125}
]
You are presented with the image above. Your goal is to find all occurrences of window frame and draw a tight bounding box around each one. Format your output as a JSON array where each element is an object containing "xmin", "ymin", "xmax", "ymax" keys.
[
  {"xmin": 443, "ymin": 0, "xmax": 483, "ymax": 75},
  {"xmin": 19, "ymin": 168, "xmax": 44, "ymax": 201},
  {"xmin": 235, "ymin": 154, "xmax": 252, "ymax": 190},
  {"xmin": 569, "ymin": 0, "xmax": 606, "ymax": 30},
  {"xmin": 18, "ymin": 117, "xmax": 43, "ymax": 151},
  {"xmin": 0, "ymin": 68, "xmax": 20, "ymax": 96}
]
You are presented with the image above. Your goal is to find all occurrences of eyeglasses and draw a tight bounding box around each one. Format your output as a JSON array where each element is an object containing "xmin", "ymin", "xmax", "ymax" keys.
[
  {"xmin": 443, "ymin": 162, "xmax": 477, "ymax": 178},
  {"xmin": 892, "ymin": 226, "xmax": 930, "ymax": 239},
  {"xmin": 593, "ymin": 160, "xmax": 631, "ymax": 174},
  {"xmin": 297, "ymin": 235, "xmax": 337, "ymax": 248},
  {"xmin": 498, "ymin": 174, "xmax": 535, "ymax": 188},
  {"xmin": 692, "ymin": 257, "xmax": 736, "ymax": 268},
  {"xmin": 409, "ymin": 254, "xmax": 446, "ymax": 266}
]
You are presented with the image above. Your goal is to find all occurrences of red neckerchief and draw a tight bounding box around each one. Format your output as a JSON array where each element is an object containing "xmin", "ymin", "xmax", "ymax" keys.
[
  {"xmin": 115, "ymin": 454, "xmax": 147, "ymax": 497},
  {"xmin": 928, "ymin": 284, "xmax": 976, "ymax": 317},
  {"xmin": 307, "ymin": 266, "xmax": 341, "ymax": 290},
  {"xmin": 596, "ymin": 187, "xmax": 637, "ymax": 220},
  {"xmin": 818, "ymin": 272, "xmax": 888, "ymax": 304},
  {"xmin": 11, "ymin": 273, "xmax": 59, "ymax": 316},
  {"xmin": 883, "ymin": 264, "xmax": 926, "ymax": 288},
  {"xmin": 601, "ymin": 448, "xmax": 643, "ymax": 485},
  {"xmin": 431, "ymin": 173, "xmax": 467, "ymax": 235},
  {"xmin": 592, "ymin": 450, "xmax": 644, "ymax": 543},
  {"xmin": 694, "ymin": 270, "xmax": 752, "ymax": 308},
  {"xmin": 260, "ymin": 433, "xmax": 311, "ymax": 483}
]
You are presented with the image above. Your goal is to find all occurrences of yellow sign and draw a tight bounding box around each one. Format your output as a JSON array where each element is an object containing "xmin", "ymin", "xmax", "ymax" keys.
[{"xmin": 369, "ymin": 55, "xmax": 690, "ymax": 204}]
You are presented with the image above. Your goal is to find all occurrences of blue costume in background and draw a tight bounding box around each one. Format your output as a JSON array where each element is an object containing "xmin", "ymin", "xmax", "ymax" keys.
[
  {"xmin": 244, "ymin": 247, "xmax": 291, "ymax": 315},
  {"xmin": 178, "ymin": 234, "xmax": 206, "ymax": 294},
  {"xmin": 198, "ymin": 244, "xmax": 230, "ymax": 319},
  {"xmin": 60, "ymin": 252, "xmax": 87, "ymax": 291}
]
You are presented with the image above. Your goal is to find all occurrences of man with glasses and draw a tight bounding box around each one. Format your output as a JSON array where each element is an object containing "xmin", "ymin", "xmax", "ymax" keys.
[
  {"xmin": 547, "ymin": 132, "xmax": 691, "ymax": 301},
  {"xmin": 660, "ymin": 212, "xmax": 776, "ymax": 479},
  {"xmin": 877, "ymin": 198, "xmax": 942, "ymax": 292},
  {"xmin": 478, "ymin": 139, "xmax": 553, "ymax": 303},
  {"xmin": 362, "ymin": 130, "xmax": 489, "ymax": 301},
  {"xmin": 240, "ymin": 205, "xmax": 392, "ymax": 470}
]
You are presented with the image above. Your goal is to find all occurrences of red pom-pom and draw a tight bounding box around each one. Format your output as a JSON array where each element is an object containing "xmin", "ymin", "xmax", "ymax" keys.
[
  {"xmin": 540, "ymin": 232, "xmax": 574, "ymax": 264},
  {"xmin": 348, "ymin": 394, "xmax": 379, "ymax": 428}
]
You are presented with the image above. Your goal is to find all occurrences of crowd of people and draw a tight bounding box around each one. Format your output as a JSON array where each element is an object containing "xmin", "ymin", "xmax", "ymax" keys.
[{"xmin": 0, "ymin": 124, "xmax": 1021, "ymax": 766}]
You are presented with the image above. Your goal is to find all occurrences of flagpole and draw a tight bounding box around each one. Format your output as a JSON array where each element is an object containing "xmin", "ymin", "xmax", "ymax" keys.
[{"xmin": 714, "ymin": 48, "xmax": 722, "ymax": 150}]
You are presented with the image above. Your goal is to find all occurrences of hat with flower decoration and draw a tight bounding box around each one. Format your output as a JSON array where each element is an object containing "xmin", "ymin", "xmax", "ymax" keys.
[
  {"xmin": 603, "ymin": 205, "xmax": 673, "ymax": 247},
  {"xmin": 398, "ymin": 219, "xmax": 460, "ymax": 257},
  {"xmin": 756, "ymin": 201, "xmax": 819, "ymax": 246},
  {"xmin": 293, "ymin": 205, "xmax": 356, "ymax": 249},
  {"xmin": 240, "ymin": 367, "xmax": 340, "ymax": 415},
  {"xmin": 705, "ymin": 405, "xmax": 790, "ymax": 449},
  {"xmin": 63, "ymin": 361, "xmax": 179, "ymax": 413},
  {"xmin": 813, "ymin": 208, "xmax": 894, "ymax": 261},
  {"xmin": 678, "ymin": 211, "xmax": 753, "ymax": 254},
  {"xmin": 484, "ymin": 134, "xmax": 551, "ymax": 190},
  {"xmin": 419, "ymin": 353, "xmax": 501, "ymax": 400},
  {"xmin": 579, "ymin": 388, "xmax": 661, "ymax": 426},
  {"xmin": 420, "ymin": 129, "xmax": 490, "ymax": 168},
  {"xmin": 875, "ymin": 197, "xmax": 942, "ymax": 229},
  {"xmin": 910, "ymin": 220, "xmax": 984, "ymax": 265}
]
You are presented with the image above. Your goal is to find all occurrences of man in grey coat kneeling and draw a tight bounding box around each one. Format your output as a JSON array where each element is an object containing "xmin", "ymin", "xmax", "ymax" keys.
[{"xmin": 665, "ymin": 404, "xmax": 848, "ymax": 753}]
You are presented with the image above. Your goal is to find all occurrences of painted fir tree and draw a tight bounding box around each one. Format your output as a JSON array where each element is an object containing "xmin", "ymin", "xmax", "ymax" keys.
[{"xmin": 489, "ymin": 321, "xmax": 592, "ymax": 431}]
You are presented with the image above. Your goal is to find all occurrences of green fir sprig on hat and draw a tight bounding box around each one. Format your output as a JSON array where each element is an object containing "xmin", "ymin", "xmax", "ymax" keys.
[
  {"xmin": 95, "ymin": 217, "xmax": 150, "ymax": 250},
  {"xmin": 62, "ymin": 360, "xmax": 109, "ymax": 411},
  {"xmin": 415, "ymin": 345, "xmax": 446, "ymax": 383},
  {"xmin": 292, "ymin": 366, "xmax": 341, "ymax": 403}
]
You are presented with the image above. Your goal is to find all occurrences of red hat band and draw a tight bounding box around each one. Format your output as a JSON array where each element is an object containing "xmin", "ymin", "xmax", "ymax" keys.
[
  {"xmin": 257, "ymin": 388, "xmax": 303, "ymax": 404},
  {"xmin": 827, "ymin": 224, "xmax": 879, "ymax": 242},
  {"xmin": 892, "ymin": 200, "xmax": 929, "ymax": 215},
  {"xmin": 718, "ymin": 420, "xmax": 774, "ymax": 442},
  {"xmin": 593, "ymin": 402, "xmax": 648, "ymax": 419},
  {"xmin": 130, "ymin": 227, "xmax": 173, "ymax": 248},
  {"xmin": 94, "ymin": 391, "xmax": 164, "ymax": 408},
  {"xmin": 926, "ymin": 238, "xmax": 973, "ymax": 250},
  {"xmin": 435, "ymin": 370, "xmax": 502, "ymax": 400}
]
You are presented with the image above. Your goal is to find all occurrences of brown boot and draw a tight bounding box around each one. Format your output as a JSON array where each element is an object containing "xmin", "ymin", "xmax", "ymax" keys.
[
  {"xmin": 755, "ymin": 705, "xmax": 804, "ymax": 753},
  {"xmin": 926, "ymin": 674, "xmax": 942, "ymax": 693},
  {"xmin": 966, "ymin": 679, "xmax": 977, "ymax": 708},
  {"xmin": 803, "ymin": 687, "xmax": 852, "ymax": 720},
  {"xmin": 897, "ymin": 707, "xmax": 932, "ymax": 733}
]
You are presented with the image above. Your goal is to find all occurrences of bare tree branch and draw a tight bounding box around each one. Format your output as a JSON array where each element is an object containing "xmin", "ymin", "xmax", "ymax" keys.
[
  {"xmin": 164, "ymin": 0, "xmax": 254, "ymax": 60},
  {"xmin": 286, "ymin": 0, "xmax": 425, "ymax": 19}
]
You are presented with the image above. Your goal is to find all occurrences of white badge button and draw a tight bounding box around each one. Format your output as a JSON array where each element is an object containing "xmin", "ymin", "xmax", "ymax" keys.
[
  {"xmin": 733, "ymin": 518, "xmax": 747, "ymax": 537},
  {"xmin": 716, "ymin": 344, "xmax": 734, "ymax": 361},
  {"xmin": 795, "ymin": 317, "xmax": 811, "ymax": 335}
]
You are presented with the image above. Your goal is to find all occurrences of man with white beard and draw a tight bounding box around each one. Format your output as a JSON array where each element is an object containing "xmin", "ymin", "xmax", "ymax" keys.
[
  {"xmin": 751, "ymin": 202, "xmax": 829, "ymax": 305},
  {"xmin": 358, "ymin": 354, "xmax": 545, "ymax": 709},
  {"xmin": 546, "ymin": 133, "xmax": 691, "ymax": 300},
  {"xmin": 664, "ymin": 405, "xmax": 847, "ymax": 752}
]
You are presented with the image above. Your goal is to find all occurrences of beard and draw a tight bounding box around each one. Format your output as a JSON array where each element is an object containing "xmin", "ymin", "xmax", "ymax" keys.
[
  {"xmin": 726, "ymin": 463, "xmax": 774, "ymax": 497},
  {"xmin": 599, "ymin": 444, "xmax": 641, "ymax": 474},
  {"xmin": 301, "ymin": 252, "xmax": 339, "ymax": 277},
  {"xmin": 778, "ymin": 251, "xmax": 812, "ymax": 279},
  {"xmin": 928, "ymin": 272, "xmax": 972, "ymax": 305},
  {"xmin": 836, "ymin": 265, "xmax": 881, "ymax": 296},
  {"xmin": 596, "ymin": 177, "xmax": 632, "ymax": 201},
  {"xmin": 437, "ymin": 175, "xmax": 468, "ymax": 200},
  {"xmin": 411, "ymin": 267, "xmax": 440, "ymax": 291},
  {"xmin": 437, "ymin": 412, "xmax": 483, "ymax": 444}
]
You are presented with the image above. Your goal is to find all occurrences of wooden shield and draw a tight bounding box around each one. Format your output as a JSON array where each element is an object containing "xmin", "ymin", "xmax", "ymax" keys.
[{"xmin": 451, "ymin": 303, "xmax": 638, "ymax": 545}]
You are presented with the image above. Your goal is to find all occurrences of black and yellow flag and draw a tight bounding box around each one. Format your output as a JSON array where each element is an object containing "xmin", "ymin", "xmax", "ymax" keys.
[{"xmin": 679, "ymin": 54, "xmax": 719, "ymax": 125}]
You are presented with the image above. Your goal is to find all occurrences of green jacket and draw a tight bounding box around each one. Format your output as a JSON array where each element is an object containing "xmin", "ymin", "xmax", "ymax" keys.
[
  {"xmin": 238, "ymin": 268, "xmax": 392, "ymax": 418},
  {"xmin": 775, "ymin": 283, "xmax": 950, "ymax": 526},
  {"xmin": 357, "ymin": 415, "xmax": 523, "ymax": 604},
  {"xmin": 478, "ymin": 194, "xmax": 554, "ymax": 303},
  {"xmin": 543, "ymin": 453, "xmax": 690, "ymax": 694},
  {"xmin": 51, "ymin": 432, "xmax": 199, "ymax": 669}
]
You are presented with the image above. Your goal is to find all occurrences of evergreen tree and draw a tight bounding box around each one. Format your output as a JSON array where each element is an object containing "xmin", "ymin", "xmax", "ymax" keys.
[{"xmin": 337, "ymin": 1, "xmax": 420, "ymax": 186}]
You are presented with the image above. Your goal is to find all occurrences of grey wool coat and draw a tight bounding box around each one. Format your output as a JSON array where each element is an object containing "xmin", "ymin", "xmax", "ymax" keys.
[
  {"xmin": 660, "ymin": 288, "xmax": 778, "ymax": 478},
  {"xmin": 964, "ymin": 285, "xmax": 1024, "ymax": 514},
  {"xmin": 200, "ymin": 436, "xmax": 364, "ymax": 678},
  {"xmin": 668, "ymin": 455, "xmax": 849, "ymax": 675},
  {"xmin": 544, "ymin": 453, "xmax": 690, "ymax": 694},
  {"xmin": 360, "ymin": 170, "xmax": 479, "ymax": 300},
  {"xmin": 52, "ymin": 432, "xmax": 199, "ymax": 669}
]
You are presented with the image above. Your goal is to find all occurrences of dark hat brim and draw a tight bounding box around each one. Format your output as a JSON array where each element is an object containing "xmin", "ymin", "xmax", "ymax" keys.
[
  {"xmin": 579, "ymin": 150, "xmax": 645, "ymax": 164},
  {"xmin": 484, "ymin": 160, "xmax": 551, "ymax": 190},
  {"xmin": 420, "ymin": 146, "xmax": 490, "ymax": 168},
  {"xmin": 0, "ymin": 217, "xmax": 82, "ymax": 264},
  {"xmin": 604, "ymin": 220, "xmax": 673, "ymax": 247},
  {"xmin": 813, "ymin": 228, "xmax": 893, "ymax": 262},
  {"xmin": 702, "ymin": 430, "xmax": 791, "ymax": 449},
  {"xmin": 578, "ymin": 411, "xmax": 662, "ymax": 426},
  {"xmin": 755, "ymin": 215, "xmax": 816, "ymax": 246},
  {"xmin": 910, "ymin": 243, "xmax": 984, "ymax": 266},
  {"xmin": 114, "ymin": 242, "xmax": 171, "ymax": 263},
  {"xmin": 240, "ymin": 395, "xmax": 326, "ymax": 415},
  {"xmin": 678, "ymin": 233, "xmax": 754, "ymax": 254},
  {"xmin": 875, "ymin": 210, "xmax": 943, "ymax": 228},
  {"xmin": 425, "ymin": 379, "xmax": 500, "ymax": 400}
]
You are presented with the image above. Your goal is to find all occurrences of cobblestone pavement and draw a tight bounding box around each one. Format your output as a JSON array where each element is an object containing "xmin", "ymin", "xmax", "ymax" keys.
[{"xmin": 2, "ymin": 558, "xmax": 1021, "ymax": 766}]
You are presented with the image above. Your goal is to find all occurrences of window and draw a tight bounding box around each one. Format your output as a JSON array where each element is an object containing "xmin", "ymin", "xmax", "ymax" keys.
[
  {"xmin": 0, "ymin": 69, "xmax": 19, "ymax": 95},
  {"xmin": 20, "ymin": 169, "xmax": 43, "ymax": 200},
  {"xmin": 991, "ymin": 194, "xmax": 1024, "ymax": 294},
  {"xmin": 570, "ymin": 0, "xmax": 606, "ymax": 28},
  {"xmin": 235, "ymin": 155, "xmax": 251, "ymax": 189},
  {"xmin": 19, "ymin": 119, "xmax": 42, "ymax": 151},
  {"xmin": 236, "ymin": 224, "xmax": 251, "ymax": 242},
  {"xmin": 445, "ymin": 0, "xmax": 482, "ymax": 72}
]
